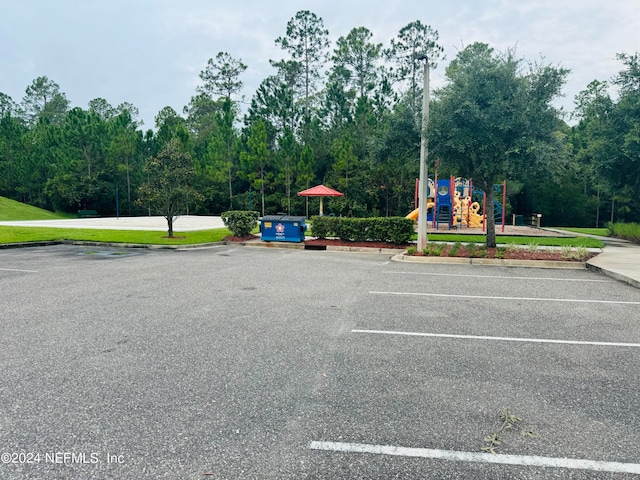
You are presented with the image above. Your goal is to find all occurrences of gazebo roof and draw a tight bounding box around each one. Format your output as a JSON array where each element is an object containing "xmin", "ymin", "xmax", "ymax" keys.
[{"xmin": 297, "ymin": 184, "xmax": 344, "ymax": 197}]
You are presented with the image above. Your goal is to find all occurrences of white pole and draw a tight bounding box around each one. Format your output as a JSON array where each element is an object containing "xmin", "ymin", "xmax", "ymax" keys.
[{"xmin": 417, "ymin": 59, "xmax": 430, "ymax": 251}]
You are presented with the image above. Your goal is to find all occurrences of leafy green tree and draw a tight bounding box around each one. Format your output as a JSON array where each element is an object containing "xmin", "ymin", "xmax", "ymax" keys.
[
  {"xmin": 571, "ymin": 53, "xmax": 640, "ymax": 223},
  {"xmin": 430, "ymin": 43, "xmax": 568, "ymax": 247},
  {"xmin": 296, "ymin": 145, "xmax": 315, "ymax": 216},
  {"xmin": 247, "ymin": 72, "xmax": 300, "ymax": 137},
  {"xmin": 385, "ymin": 21, "xmax": 444, "ymax": 112},
  {"xmin": 332, "ymin": 27, "xmax": 383, "ymax": 100},
  {"xmin": 274, "ymin": 128, "xmax": 299, "ymax": 213},
  {"xmin": 614, "ymin": 52, "xmax": 640, "ymax": 94},
  {"xmin": 240, "ymin": 120, "xmax": 271, "ymax": 215},
  {"xmin": 154, "ymin": 106, "xmax": 187, "ymax": 148},
  {"xmin": 331, "ymin": 131, "xmax": 357, "ymax": 189},
  {"xmin": 21, "ymin": 76, "xmax": 69, "ymax": 126},
  {"xmin": 274, "ymin": 10, "xmax": 330, "ymax": 140},
  {"xmin": 183, "ymin": 93, "xmax": 221, "ymax": 145},
  {"xmin": 0, "ymin": 110, "xmax": 28, "ymax": 199},
  {"xmin": 44, "ymin": 108, "xmax": 111, "ymax": 211},
  {"xmin": 570, "ymin": 80, "xmax": 615, "ymax": 226},
  {"xmin": 106, "ymin": 110, "xmax": 141, "ymax": 214},
  {"xmin": 374, "ymin": 100, "xmax": 420, "ymax": 216},
  {"xmin": 0, "ymin": 93, "xmax": 19, "ymax": 117},
  {"xmin": 136, "ymin": 138, "xmax": 202, "ymax": 237},
  {"xmin": 205, "ymin": 98, "xmax": 240, "ymax": 209},
  {"xmin": 198, "ymin": 52, "xmax": 247, "ymax": 100},
  {"xmin": 88, "ymin": 98, "xmax": 116, "ymax": 120}
]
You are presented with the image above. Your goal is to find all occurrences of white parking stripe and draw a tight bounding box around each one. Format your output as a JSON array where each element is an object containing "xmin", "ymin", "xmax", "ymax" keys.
[
  {"xmin": 0, "ymin": 268, "xmax": 38, "ymax": 273},
  {"xmin": 352, "ymin": 329, "xmax": 640, "ymax": 348},
  {"xmin": 382, "ymin": 271, "xmax": 612, "ymax": 282},
  {"xmin": 309, "ymin": 441, "xmax": 640, "ymax": 474},
  {"xmin": 370, "ymin": 291, "xmax": 640, "ymax": 305}
]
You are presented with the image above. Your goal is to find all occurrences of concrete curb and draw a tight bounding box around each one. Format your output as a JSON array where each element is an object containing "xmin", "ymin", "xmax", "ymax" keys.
[
  {"xmin": 0, "ymin": 240, "xmax": 226, "ymax": 250},
  {"xmin": 238, "ymin": 240, "xmax": 305, "ymax": 250},
  {"xmin": 391, "ymin": 253, "xmax": 586, "ymax": 269},
  {"xmin": 586, "ymin": 261, "xmax": 640, "ymax": 289},
  {"xmin": 0, "ymin": 240, "xmax": 63, "ymax": 249}
]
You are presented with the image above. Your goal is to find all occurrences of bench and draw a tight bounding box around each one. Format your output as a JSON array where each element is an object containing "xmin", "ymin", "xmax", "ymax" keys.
[{"xmin": 78, "ymin": 210, "xmax": 99, "ymax": 218}]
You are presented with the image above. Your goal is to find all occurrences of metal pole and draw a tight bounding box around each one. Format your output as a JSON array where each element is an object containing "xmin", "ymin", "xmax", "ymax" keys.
[
  {"xmin": 502, "ymin": 179, "xmax": 506, "ymax": 233},
  {"xmin": 417, "ymin": 58, "xmax": 430, "ymax": 251}
]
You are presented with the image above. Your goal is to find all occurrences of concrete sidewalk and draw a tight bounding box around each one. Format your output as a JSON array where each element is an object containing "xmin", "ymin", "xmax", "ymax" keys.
[
  {"xmin": 586, "ymin": 236, "xmax": 640, "ymax": 289},
  {"xmin": 545, "ymin": 228, "xmax": 640, "ymax": 289}
]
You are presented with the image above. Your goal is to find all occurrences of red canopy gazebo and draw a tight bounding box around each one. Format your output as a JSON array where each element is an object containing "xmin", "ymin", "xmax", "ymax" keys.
[{"xmin": 297, "ymin": 184, "xmax": 344, "ymax": 216}]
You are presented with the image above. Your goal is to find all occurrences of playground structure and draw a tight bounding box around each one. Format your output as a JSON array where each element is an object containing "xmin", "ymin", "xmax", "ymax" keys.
[{"xmin": 406, "ymin": 177, "xmax": 507, "ymax": 231}]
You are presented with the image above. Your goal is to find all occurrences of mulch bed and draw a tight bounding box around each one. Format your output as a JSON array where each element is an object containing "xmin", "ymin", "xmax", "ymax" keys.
[
  {"xmin": 304, "ymin": 238, "xmax": 410, "ymax": 249},
  {"xmin": 225, "ymin": 234, "xmax": 259, "ymax": 242},
  {"xmin": 409, "ymin": 244, "xmax": 597, "ymax": 262},
  {"xmin": 226, "ymin": 235, "xmax": 596, "ymax": 262}
]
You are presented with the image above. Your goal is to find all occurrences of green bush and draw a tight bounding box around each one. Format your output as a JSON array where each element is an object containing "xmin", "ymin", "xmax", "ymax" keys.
[
  {"xmin": 607, "ymin": 222, "xmax": 640, "ymax": 243},
  {"xmin": 221, "ymin": 210, "xmax": 259, "ymax": 237},
  {"xmin": 448, "ymin": 242, "xmax": 461, "ymax": 257},
  {"xmin": 335, "ymin": 218, "xmax": 369, "ymax": 242},
  {"xmin": 310, "ymin": 216, "xmax": 337, "ymax": 239},
  {"xmin": 422, "ymin": 244, "xmax": 445, "ymax": 256},
  {"xmin": 309, "ymin": 216, "xmax": 413, "ymax": 244}
]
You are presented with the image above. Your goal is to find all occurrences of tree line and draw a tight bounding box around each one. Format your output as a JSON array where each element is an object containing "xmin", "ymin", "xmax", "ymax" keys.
[{"xmin": 0, "ymin": 10, "xmax": 638, "ymax": 227}]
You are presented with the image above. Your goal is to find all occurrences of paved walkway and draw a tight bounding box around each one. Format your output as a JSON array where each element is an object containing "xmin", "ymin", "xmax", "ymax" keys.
[
  {"xmin": 1, "ymin": 217, "xmax": 639, "ymax": 288},
  {"xmin": 546, "ymin": 228, "xmax": 640, "ymax": 289},
  {"xmin": 585, "ymin": 236, "xmax": 640, "ymax": 288}
]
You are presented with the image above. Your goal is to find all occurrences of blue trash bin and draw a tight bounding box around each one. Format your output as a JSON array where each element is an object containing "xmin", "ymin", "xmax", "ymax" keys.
[{"xmin": 260, "ymin": 215, "xmax": 307, "ymax": 243}]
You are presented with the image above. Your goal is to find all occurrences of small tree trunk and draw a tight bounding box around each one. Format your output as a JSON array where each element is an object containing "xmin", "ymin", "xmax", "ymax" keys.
[{"xmin": 167, "ymin": 216, "xmax": 174, "ymax": 238}]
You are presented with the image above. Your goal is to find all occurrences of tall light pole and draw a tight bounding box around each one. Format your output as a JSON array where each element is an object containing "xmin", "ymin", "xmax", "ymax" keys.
[{"xmin": 416, "ymin": 54, "xmax": 430, "ymax": 250}]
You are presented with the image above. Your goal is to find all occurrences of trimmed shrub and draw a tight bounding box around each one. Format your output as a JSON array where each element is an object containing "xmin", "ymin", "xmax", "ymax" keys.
[
  {"xmin": 221, "ymin": 210, "xmax": 259, "ymax": 237},
  {"xmin": 310, "ymin": 216, "xmax": 413, "ymax": 244},
  {"xmin": 335, "ymin": 218, "xmax": 370, "ymax": 242},
  {"xmin": 375, "ymin": 217, "xmax": 414, "ymax": 244},
  {"xmin": 310, "ymin": 216, "xmax": 337, "ymax": 239}
]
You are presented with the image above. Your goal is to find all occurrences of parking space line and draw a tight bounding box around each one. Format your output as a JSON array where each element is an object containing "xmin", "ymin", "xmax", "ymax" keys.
[
  {"xmin": 352, "ymin": 329, "xmax": 640, "ymax": 348},
  {"xmin": 309, "ymin": 441, "xmax": 640, "ymax": 474},
  {"xmin": 370, "ymin": 291, "xmax": 640, "ymax": 305},
  {"xmin": 382, "ymin": 271, "xmax": 612, "ymax": 282},
  {"xmin": 0, "ymin": 268, "xmax": 38, "ymax": 273}
]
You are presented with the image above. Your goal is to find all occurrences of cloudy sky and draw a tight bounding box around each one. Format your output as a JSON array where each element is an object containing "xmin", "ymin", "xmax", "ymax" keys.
[{"xmin": 1, "ymin": 0, "xmax": 638, "ymax": 128}]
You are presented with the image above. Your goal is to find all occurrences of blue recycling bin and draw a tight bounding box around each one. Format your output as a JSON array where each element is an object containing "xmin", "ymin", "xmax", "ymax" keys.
[{"xmin": 260, "ymin": 215, "xmax": 307, "ymax": 243}]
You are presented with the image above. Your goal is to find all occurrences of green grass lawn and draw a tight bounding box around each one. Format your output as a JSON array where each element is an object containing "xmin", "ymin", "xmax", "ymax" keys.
[
  {"xmin": 0, "ymin": 226, "xmax": 232, "ymax": 245},
  {"xmin": 0, "ymin": 196, "xmax": 73, "ymax": 221},
  {"xmin": 0, "ymin": 195, "xmax": 604, "ymax": 248},
  {"xmin": 0, "ymin": 225, "xmax": 604, "ymax": 248}
]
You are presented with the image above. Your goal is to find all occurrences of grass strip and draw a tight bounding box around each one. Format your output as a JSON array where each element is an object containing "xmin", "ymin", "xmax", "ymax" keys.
[
  {"xmin": 0, "ymin": 226, "xmax": 232, "ymax": 245},
  {"xmin": 410, "ymin": 233, "xmax": 603, "ymax": 248}
]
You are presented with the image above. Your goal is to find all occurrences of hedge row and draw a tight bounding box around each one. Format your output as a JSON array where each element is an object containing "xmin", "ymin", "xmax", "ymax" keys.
[{"xmin": 311, "ymin": 216, "xmax": 414, "ymax": 245}]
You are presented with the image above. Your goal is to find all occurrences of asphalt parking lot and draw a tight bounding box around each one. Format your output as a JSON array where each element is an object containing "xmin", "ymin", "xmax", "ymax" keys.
[{"xmin": 2, "ymin": 244, "xmax": 640, "ymax": 479}]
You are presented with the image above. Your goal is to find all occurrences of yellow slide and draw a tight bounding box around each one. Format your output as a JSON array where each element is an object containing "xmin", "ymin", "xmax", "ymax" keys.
[
  {"xmin": 405, "ymin": 202, "xmax": 434, "ymax": 221},
  {"xmin": 405, "ymin": 208, "xmax": 420, "ymax": 221}
]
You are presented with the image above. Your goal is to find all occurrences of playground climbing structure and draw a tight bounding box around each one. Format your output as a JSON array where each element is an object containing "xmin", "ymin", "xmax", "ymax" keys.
[{"xmin": 406, "ymin": 177, "xmax": 507, "ymax": 231}]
